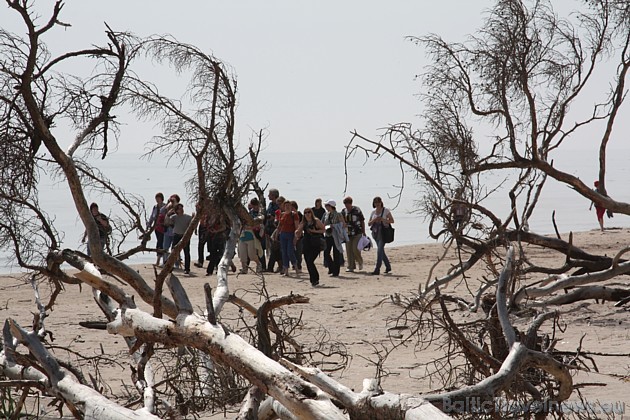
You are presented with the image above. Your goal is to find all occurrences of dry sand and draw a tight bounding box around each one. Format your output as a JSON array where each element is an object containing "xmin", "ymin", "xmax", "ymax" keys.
[{"xmin": 1, "ymin": 228, "xmax": 629, "ymax": 417}]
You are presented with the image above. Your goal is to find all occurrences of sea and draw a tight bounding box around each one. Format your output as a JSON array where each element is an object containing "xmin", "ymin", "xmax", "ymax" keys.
[{"xmin": 1, "ymin": 149, "xmax": 629, "ymax": 274}]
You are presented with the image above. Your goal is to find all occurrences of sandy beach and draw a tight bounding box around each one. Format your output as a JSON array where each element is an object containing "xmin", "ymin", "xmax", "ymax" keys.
[{"xmin": 1, "ymin": 228, "xmax": 629, "ymax": 418}]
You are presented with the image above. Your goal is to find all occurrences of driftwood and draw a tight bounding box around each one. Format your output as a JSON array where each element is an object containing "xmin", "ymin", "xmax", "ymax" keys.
[
  {"xmin": 513, "ymin": 259, "xmax": 630, "ymax": 305},
  {"xmin": 2, "ymin": 320, "xmax": 160, "ymax": 420},
  {"xmin": 424, "ymin": 247, "xmax": 572, "ymax": 412},
  {"xmin": 3, "ymin": 243, "xmax": 581, "ymax": 418},
  {"xmin": 281, "ymin": 360, "xmax": 451, "ymax": 419},
  {"xmin": 541, "ymin": 286, "xmax": 630, "ymax": 306}
]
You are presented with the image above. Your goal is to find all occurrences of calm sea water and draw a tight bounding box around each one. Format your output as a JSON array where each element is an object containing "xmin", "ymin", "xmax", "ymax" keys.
[{"xmin": 1, "ymin": 150, "xmax": 628, "ymax": 273}]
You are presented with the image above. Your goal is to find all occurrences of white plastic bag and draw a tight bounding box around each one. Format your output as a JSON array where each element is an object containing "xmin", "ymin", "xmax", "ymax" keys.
[{"xmin": 357, "ymin": 235, "xmax": 372, "ymax": 251}]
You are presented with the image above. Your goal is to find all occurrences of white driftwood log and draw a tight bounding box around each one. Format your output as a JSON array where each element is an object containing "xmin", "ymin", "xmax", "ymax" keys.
[
  {"xmin": 107, "ymin": 305, "xmax": 346, "ymax": 420},
  {"xmin": 280, "ymin": 360, "xmax": 452, "ymax": 419},
  {"xmin": 2, "ymin": 320, "xmax": 160, "ymax": 420},
  {"xmin": 514, "ymin": 259, "xmax": 630, "ymax": 305},
  {"xmin": 93, "ymin": 289, "xmax": 157, "ymax": 414},
  {"xmin": 213, "ymin": 210, "xmax": 241, "ymax": 315},
  {"xmin": 496, "ymin": 247, "xmax": 516, "ymax": 347}
]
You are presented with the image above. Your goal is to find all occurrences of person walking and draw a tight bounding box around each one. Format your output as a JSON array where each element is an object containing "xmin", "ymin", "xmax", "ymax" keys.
[
  {"xmin": 160, "ymin": 194, "xmax": 180, "ymax": 266},
  {"xmin": 450, "ymin": 188, "xmax": 468, "ymax": 247},
  {"xmin": 589, "ymin": 180, "xmax": 607, "ymax": 232},
  {"xmin": 82, "ymin": 202, "xmax": 111, "ymax": 256},
  {"xmin": 312, "ymin": 198, "xmax": 326, "ymax": 220},
  {"xmin": 296, "ymin": 207, "xmax": 326, "ymax": 286},
  {"xmin": 238, "ymin": 199, "xmax": 263, "ymax": 274},
  {"xmin": 341, "ymin": 196, "xmax": 365, "ymax": 272},
  {"xmin": 290, "ymin": 201, "xmax": 304, "ymax": 272},
  {"xmin": 321, "ymin": 200, "xmax": 345, "ymax": 277},
  {"xmin": 195, "ymin": 206, "xmax": 210, "ymax": 268},
  {"xmin": 264, "ymin": 188, "xmax": 281, "ymax": 267},
  {"xmin": 278, "ymin": 199, "xmax": 300, "ymax": 276},
  {"xmin": 171, "ymin": 203, "xmax": 193, "ymax": 274},
  {"xmin": 205, "ymin": 212, "xmax": 229, "ymax": 276},
  {"xmin": 249, "ymin": 198, "xmax": 267, "ymax": 270},
  {"xmin": 147, "ymin": 192, "xmax": 166, "ymax": 264},
  {"xmin": 266, "ymin": 196, "xmax": 285, "ymax": 273},
  {"xmin": 368, "ymin": 196, "xmax": 394, "ymax": 275}
]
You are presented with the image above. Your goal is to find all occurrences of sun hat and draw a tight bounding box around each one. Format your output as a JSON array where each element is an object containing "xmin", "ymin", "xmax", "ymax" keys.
[{"xmin": 324, "ymin": 199, "xmax": 336, "ymax": 208}]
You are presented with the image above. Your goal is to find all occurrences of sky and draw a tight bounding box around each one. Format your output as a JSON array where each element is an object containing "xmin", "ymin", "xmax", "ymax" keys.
[
  {"xmin": 2, "ymin": 1, "xmax": 626, "ymax": 156},
  {"xmin": 2, "ymin": 0, "xmax": 500, "ymax": 154}
]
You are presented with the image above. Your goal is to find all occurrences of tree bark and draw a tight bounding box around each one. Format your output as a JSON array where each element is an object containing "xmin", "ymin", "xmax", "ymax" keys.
[
  {"xmin": 107, "ymin": 306, "xmax": 346, "ymax": 419},
  {"xmin": 2, "ymin": 320, "xmax": 160, "ymax": 420}
]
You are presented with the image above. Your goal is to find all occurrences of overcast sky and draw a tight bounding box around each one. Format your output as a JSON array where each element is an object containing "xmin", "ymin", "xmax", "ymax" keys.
[
  {"xmin": 3, "ymin": 0, "xmax": 502, "ymax": 154},
  {"xmin": 3, "ymin": 0, "xmax": 626, "ymax": 155}
]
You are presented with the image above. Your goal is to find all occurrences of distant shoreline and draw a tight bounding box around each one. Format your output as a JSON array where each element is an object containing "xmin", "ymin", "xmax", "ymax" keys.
[{"xmin": 0, "ymin": 226, "xmax": 620, "ymax": 276}]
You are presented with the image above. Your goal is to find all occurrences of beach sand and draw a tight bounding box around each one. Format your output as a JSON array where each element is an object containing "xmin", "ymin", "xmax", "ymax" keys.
[{"xmin": 1, "ymin": 228, "xmax": 629, "ymax": 417}]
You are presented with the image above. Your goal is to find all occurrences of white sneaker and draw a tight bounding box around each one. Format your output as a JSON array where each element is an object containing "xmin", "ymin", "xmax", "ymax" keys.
[{"xmin": 345, "ymin": 268, "xmax": 354, "ymax": 272}]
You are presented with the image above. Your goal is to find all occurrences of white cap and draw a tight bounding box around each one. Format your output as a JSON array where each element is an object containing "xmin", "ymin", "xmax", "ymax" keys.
[{"xmin": 324, "ymin": 199, "xmax": 336, "ymax": 208}]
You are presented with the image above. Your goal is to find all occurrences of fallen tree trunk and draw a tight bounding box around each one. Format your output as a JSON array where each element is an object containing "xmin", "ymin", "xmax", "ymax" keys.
[
  {"xmin": 537, "ymin": 285, "xmax": 630, "ymax": 306},
  {"xmin": 423, "ymin": 229, "xmax": 613, "ymax": 296},
  {"xmin": 513, "ymin": 259, "xmax": 630, "ymax": 305},
  {"xmin": 108, "ymin": 274, "xmax": 346, "ymax": 420},
  {"xmin": 281, "ymin": 360, "xmax": 452, "ymax": 419},
  {"xmin": 2, "ymin": 320, "xmax": 160, "ymax": 420}
]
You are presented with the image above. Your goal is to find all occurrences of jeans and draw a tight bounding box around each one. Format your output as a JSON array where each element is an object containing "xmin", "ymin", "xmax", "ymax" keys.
[
  {"xmin": 374, "ymin": 238, "xmax": 391, "ymax": 273},
  {"xmin": 279, "ymin": 231, "xmax": 297, "ymax": 269},
  {"xmin": 155, "ymin": 231, "xmax": 164, "ymax": 250},
  {"xmin": 172, "ymin": 233, "xmax": 191, "ymax": 271}
]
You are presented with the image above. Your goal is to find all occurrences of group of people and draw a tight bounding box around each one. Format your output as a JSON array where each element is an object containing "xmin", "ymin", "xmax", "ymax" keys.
[
  {"xmin": 86, "ymin": 179, "xmax": 610, "ymax": 280},
  {"xmin": 147, "ymin": 193, "xmax": 194, "ymax": 274},
  {"xmin": 137, "ymin": 189, "xmax": 396, "ymax": 287},
  {"xmin": 92, "ymin": 178, "xmax": 611, "ymax": 274},
  {"xmin": 233, "ymin": 190, "xmax": 396, "ymax": 287}
]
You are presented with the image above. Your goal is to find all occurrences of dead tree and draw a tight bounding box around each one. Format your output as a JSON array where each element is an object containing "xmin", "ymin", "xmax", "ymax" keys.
[{"xmin": 346, "ymin": 0, "xmax": 630, "ymax": 414}]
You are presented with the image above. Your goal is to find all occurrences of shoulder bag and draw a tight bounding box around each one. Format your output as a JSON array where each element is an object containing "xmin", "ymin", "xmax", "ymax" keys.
[{"xmin": 381, "ymin": 209, "xmax": 395, "ymax": 244}]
